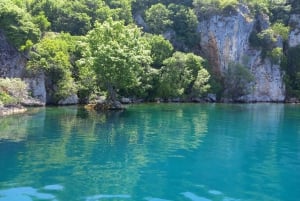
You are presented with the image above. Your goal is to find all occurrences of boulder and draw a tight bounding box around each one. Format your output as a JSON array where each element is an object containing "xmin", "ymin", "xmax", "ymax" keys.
[
  {"xmin": 58, "ymin": 94, "xmax": 79, "ymax": 105},
  {"xmin": 121, "ymin": 97, "xmax": 132, "ymax": 104}
]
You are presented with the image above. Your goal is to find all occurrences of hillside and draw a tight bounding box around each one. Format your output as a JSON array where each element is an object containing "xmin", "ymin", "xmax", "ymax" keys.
[{"xmin": 1, "ymin": 0, "xmax": 300, "ymax": 105}]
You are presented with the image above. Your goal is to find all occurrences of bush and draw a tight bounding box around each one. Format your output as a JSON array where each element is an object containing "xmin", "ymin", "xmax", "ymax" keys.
[
  {"xmin": 224, "ymin": 62, "xmax": 254, "ymax": 100},
  {"xmin": 0, "ymin": 78, "xmax": 28, "ymax": 105},
  {"xmin": 0, "ymin": 0, "xmax": 40, "ymax": 50},
  {"xmin": 145, "ymin": 3, "xmax": 173, "ymax": 34},
  {"xmin": 267, "ymin": 47, "xmax": 284, "ymax": 65},
  {"xmin": 271, "ymin": 22, "xmax": 290, "ymax": 41},
  {"xmin": 27, "ymin": 33, "xmax": 78, "ymax": 102},
  {"xmin": 193, "ymin": 0, "xmax": 238, "ymax": 18}
]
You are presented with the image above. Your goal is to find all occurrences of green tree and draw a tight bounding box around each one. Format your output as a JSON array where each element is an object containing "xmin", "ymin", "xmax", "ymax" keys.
[
  {"xmin": 105, "ymin": 0, "xmax": 133, "ymax": 24},
  {"xmin": 267, "ymin": 47, "xmax": 284, "ymax": 65},
  {"xmin": 0, "ymin": 78, "xmax": 28, "ymax": 105},
  {"xmin": 145, "ymin": 3, "xmax": 173, "ymax": 34},
  {"xmin": 224, "ymin": 62, "xmax": 254, "ymax": 100},
  {"xmin": 271, "ymin": 22, "xmax": 290, "ymax": 41},
  {"xmin": 0, "ymin": 0, "xmax": 40, "ymax": 50},
  {"xmin": 81, "ymin": 19, "xmax": 152, "ymax": 101},
  {"xmin": 27, "ymin": 33, "xmax": 77, "ymax": 103},
  {"xmin": 32, "ymin": 11, "xmax": 51, "ymax": 34},
  {"xmin": 157, "ymin": 52, "xmax": 210, "ymax": 99},
  {"xmin": 146, "ymin": 34, "xmax": 174, "ymax": 68},
  {"xmin": 168, "ymin": 4, "xmax": 199, "ymax": 48}
]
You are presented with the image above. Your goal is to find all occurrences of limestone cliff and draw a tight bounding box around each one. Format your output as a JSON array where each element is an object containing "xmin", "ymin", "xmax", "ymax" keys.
[
  {"xmin": 0, "ymin": 31, "xmax": 79, "ymax": 105},
  {"xmin": 0, "ymin": 31, "xmax": 27, "ymax": 78},
  {"xmin": 198, "ymin": 5, "xmax": 285, "ymax": 102},
  {"xmin": 0, "ymin": 31, "xmax": 47, "ymax": 105},
  {"xmin": 288, "ymin": 14, "xmax": 300, "ymax": 47}
]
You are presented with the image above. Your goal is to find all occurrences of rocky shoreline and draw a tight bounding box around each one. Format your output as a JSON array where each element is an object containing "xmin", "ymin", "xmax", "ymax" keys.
[{"xmin": 0, "ymin": 105, "xmax": 27, "ymax": 116}]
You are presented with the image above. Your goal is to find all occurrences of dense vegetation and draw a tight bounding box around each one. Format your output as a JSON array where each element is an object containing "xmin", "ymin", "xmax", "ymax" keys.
[
  {"xmin": 0, "ymin": 0, "xmax": 299, "ymax": 103},
  {"xmin": 0, "ymin": 78, "xmax": 27, "ymax": 106}
]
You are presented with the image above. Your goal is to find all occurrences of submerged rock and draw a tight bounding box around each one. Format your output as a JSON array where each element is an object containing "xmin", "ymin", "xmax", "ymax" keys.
[
  {"xmin": 0, "ymin": 105, "xmax": 27, "ymax": 116},
  {"xmin": 87, "ymin": 100, "xmax": 125, "ymax": 111}
]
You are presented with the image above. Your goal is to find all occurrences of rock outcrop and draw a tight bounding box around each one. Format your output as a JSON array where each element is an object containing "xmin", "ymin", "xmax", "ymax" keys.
[
  {"xmin": 288, "ymin": 14, "xmax": 300, "ymax": 48},
  {"xmin": 24, "ymin": 73, "xmax": 47, "ymax": 104},
  {"xmin": 58, "ymin": 94, "xmax": 79, "ymax": 105},
  {"xmin": 0, "ymin": 31, "xmax": 47, "ymax": 105},
  {"xmin": 0, "ymin": 31, "xmax": 27, "ymax": 78},
  {"xmin": 198, "ymin": 5, "xmax": 285, "ymax": 102}
]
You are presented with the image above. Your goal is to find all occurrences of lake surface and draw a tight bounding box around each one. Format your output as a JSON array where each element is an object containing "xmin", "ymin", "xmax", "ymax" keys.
[{"xmin": 0, "ymin": 104, "xmax": 300, "ymax": 201}]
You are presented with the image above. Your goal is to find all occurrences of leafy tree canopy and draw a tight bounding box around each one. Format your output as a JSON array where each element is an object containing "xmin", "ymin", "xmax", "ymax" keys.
[{"xmin": 80, "ymin": 19, "xmax": 152, "ymax": 101}]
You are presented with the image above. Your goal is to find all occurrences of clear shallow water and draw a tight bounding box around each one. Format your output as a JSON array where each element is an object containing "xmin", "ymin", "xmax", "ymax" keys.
[{"xmin": 0, "ymin": 104, "xmax": 300, "ymax": 201}]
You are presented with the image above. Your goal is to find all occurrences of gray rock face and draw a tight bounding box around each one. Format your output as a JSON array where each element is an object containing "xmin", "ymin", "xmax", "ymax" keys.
[
  {"xmin": 198, "ymin": 5, "xmax": 254, "ymax": 73},
  {"xmin": 241, "ymin": 59, "xmax": 285, "ymax": 102},
  {"xmin": 0, "ymin": 31, "xmax": 47, "ymax": 105},
  {"xmin": 24, "ymin": 73, "xmax": 46, "ymax": 104},
  {"xmin": 0, "ymin": 31, "xmax": 27, "ymax": 78},
  {"xmin": 121, "ymin": 97, "xmax": 132, "ymax": 104},
  {"xmin": 198, "ymin": 5, "xmax": 285, "ymax": 102},
  {"xmin": 289, "ymin": 14, "xmax": 300, "ymax": 47},
  {"xmin": 58, "ymin": 94, "xmax": 79, "ymax": 105}
]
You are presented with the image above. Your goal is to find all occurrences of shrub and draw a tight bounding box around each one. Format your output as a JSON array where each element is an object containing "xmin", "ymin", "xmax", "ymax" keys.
[
  {"xmin": 224, "ymin": 62, "xmax": 254, "ymax": 100},
  {"xmin": 0, "ymin": 78, "xmax": 28, "ymax": 105},
  {"xmin": 267, "ymin": 47, "xmax": 284, "ymax": 65},
  {"xmin": 271, "ymin": 22, "xmax": 290, "ymax": 41}
]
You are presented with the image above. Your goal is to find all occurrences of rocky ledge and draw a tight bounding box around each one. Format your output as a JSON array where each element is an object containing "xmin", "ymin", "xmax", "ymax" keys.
[{"xmin": 0, "ymin": 105, "xmax": 27, "ymax": 116}]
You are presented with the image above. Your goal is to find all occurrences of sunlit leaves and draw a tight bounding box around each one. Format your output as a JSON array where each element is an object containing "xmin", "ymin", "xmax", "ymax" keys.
[
  {"xmin": 158, "ymin": 52, "xmax": 210, "ymax": 99},
  {"xmin": 81, "ymin": 19, "xmax": 152, "ymax": 100}
]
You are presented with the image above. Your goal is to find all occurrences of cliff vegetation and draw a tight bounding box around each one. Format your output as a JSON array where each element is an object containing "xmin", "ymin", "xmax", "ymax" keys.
[{"xmin": 0, "ymin": 0, "xmax": 299, "ymax": 105}]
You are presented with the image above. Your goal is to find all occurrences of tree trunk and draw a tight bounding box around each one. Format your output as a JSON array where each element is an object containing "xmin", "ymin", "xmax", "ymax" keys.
[{"xmin": 106, "ymin": 83, "xmax": 116, "ymax": 102}]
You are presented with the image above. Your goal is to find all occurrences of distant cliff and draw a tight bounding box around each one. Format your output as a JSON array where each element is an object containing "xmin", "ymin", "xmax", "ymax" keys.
[{"xmin": 198, "ymin": 5, "xmax": 285, "ymax": 102}]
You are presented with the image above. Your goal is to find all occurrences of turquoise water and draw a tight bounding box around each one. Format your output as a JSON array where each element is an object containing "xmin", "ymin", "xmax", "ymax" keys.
[{"xmin": 0, "ymin": 104, "xmax": 300, "ymax": 201}]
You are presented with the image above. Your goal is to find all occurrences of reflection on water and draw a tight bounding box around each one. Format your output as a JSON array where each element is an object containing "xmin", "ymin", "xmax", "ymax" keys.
[
  {"xmin": 0, "ymin": 108, "xmax": 45, "ymax": 142},
  {"xmin": 0, "ymin": 104, "xmax": 300, "ymax": 201}
]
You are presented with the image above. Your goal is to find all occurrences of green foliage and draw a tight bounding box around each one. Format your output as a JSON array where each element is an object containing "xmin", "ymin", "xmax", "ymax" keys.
[
  {"xmin": 282, "ymin": 45, "xmax": 300, "ymax": 97},
  {"xmin": 81, "ymin": 19, "xmax": 152, "ymax": 100},
  {"xmin": 0, "ymin": 0, "xmax": 41, "ymax": 50},
  {"xmin": 28, "ymin": 0, "xmax": 134, "ymax": 35},
  {"xmin": 267, "ymin": 47, "xmax": 284, "ymax": 65},
  {"xmin": 0, "ymin": 92, "xmax": 16, "ymax": 106},
  {"xmin": 244, "ymin": 0, "xmax": 270, "ymax": 13},
  {"xmin": 0, "ymin": 78, "xmax": 28, "ymax": 105},
  {"xmin": 168, "ymin": 4, "xmax": 199, "ymax": 48},
  {"xmin": 193, "ymin": 0, "xmax": 238, "ymax": 17},
  {"xmin": 145, "ymin": 3, "xmax": 173, "ymax": 34},
  {"xmin": 224, "ymin": 63, "xmax": 254, "ymax": 100},
  {"xmin": 27, "ymin": 33, "xmax": 77, "ymax": 102},
  {"xmin": 28, "ymin": 0, "xmax": 91, "ymax": 35},
  {"xmin": 271, "ymin": 22, "xmax": 290, "ymax": 41},
  {"xmin": 105, "ymin": 0, "xmax": 133, "ymax": 24},
  {"xmin": 32, "ymin": 11, "xmax": 51, "ymax": 33},
  {"xmin": 146, "ymin": 34, "xmax": 174, "ymax": 68},
  {"xmin": 219, "ymin": 0, "xmax": 238, "ymax": 10},
  {"xmin": 157, "ymin": 52, "xmax": 210, "ymax": 99},
  {"xmin": 250, "ymin": 25, "xmax": 286, "ymax": 61},
  {"xmin": 257, "ymin": 28, "xmax": 277, "ymax": 48}
]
